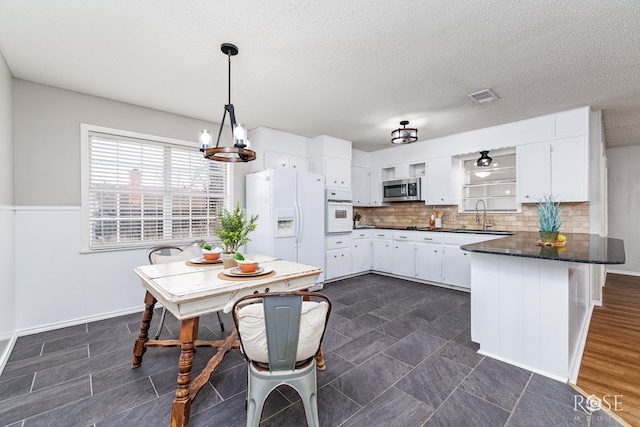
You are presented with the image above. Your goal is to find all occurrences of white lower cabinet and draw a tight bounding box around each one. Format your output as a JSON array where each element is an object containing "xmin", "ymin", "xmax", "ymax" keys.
[
  {"xmin": 352, "ymin": 229, "xmax": 372, "ymax": 273},
  {"xmin": 325, "ymin": 235, "xmax": 352, "ymax": 280},
  {"xmin": 443, "ymin": 244, "xmax": 471, "ymax": 288},
  {"xmin": 416, "ymin": 242, "xmax": 443, "ymax": 282},
  {"xmin": 371, "ymin": 231, "xmax": 393, "ymax": 273},
  {"xmin": 392, "ymin": 232, "xmax": 416, "ymax": 277}
]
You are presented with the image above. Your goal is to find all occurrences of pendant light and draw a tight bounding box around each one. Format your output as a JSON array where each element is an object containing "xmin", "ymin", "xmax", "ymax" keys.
[
  {"xmin": 391, "ymin": 120, "xmax": 418, "ymax": 144},
  {"xmin": 199, "ymin": 43, "xmax": 256, "ymax": 163},
  {"xmin": 476, "ymin": 150, "xmax": 492, "ymax": 167}
]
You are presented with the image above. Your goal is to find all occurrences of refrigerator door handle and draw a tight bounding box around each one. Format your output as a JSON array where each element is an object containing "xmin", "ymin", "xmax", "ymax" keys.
[{"xmin": 297, "ymin": 197, "xmax": 304, "ymax": 245}]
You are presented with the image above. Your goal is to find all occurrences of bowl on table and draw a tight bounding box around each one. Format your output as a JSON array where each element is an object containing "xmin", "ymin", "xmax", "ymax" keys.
[
  {"xmin": 201, "ymin": 246, "xmax": 222, "ymax": 260},
  {"xmin": 236, "ymin": 259, "xmax": 259, "ymax": 273}
]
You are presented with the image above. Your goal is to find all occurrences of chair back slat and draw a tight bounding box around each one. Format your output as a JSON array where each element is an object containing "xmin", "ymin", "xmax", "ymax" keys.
[{"xmin": 263, "ymin": 295, "xmax": 302, "ymax": 371}]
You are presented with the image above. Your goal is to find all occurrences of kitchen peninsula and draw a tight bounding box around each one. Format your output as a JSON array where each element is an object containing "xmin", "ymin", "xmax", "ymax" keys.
[{"xmin": 461, "ymin": 232, "xmax": 625, "ymax": 382}]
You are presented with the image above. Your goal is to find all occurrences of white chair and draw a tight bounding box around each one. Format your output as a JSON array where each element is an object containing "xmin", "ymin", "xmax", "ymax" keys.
[
  {"xmin": 232, "ymin": 291, "xmax": 331, "ymax": 427},
  {"xmin": 148, "ymin": 245, "xmax": 224, "ymax": 339}
]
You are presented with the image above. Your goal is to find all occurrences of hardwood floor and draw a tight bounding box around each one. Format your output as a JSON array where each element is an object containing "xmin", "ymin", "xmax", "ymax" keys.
[{"xmin": 576, "ymin": 273, "xmax": 640, "ymax": 427}]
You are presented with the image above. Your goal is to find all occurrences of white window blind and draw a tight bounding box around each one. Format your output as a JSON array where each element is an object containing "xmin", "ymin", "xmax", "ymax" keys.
[{"xmin": 87, "ymin": 130, "xmax": 228, "ymax": 250}]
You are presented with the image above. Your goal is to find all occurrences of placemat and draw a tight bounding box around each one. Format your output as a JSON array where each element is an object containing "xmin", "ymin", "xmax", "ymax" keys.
[{"xmin": 217, "ymin": 270, "xmax": 276, "ymax": 281}]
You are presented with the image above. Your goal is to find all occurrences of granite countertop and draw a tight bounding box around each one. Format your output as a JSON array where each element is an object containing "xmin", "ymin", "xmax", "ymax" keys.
[{"xmin": 460, "ymin": 231, "xmax": 625, "ymax": 264}]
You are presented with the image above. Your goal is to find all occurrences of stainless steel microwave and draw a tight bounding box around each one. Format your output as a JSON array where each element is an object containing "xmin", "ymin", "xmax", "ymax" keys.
[{"xmin": 382, "ymin": 177, "xmax": 423, "ymax": 202}]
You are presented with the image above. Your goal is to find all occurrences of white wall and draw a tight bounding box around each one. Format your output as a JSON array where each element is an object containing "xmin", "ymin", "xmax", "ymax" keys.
[
  {"xmin": 607, "ymin": 145, "xmax": 640, "ymax": 275},
  {"xmin": 11, "ymin": 81, "xmax": 246, "ymax": 331},
  {"xmin": 15, "ymin": 208, "xmax": 148, "ymax": 331},
  {"xmin": 0, "ymin": 52, "xmax": 15, "ymax": 371}
]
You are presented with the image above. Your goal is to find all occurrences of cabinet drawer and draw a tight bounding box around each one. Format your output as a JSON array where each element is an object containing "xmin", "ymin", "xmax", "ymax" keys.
[
  {"xmin": 415, "ymin": 232, "xmax": 444, "ymax": 244},
  {"xmin": 372, "ymin": 230, "xmax": 392, "ymax": 239},
  {"xmin": 393, "ymin": 231, "xmax": 416, "ymax": 241},
  {"xmin": 326, "ymin": 234, "xmax": 352, "ymax": 250},
  {"xmin": 352, "ymin": 229, "xmax": 372, "ymax": 239}
]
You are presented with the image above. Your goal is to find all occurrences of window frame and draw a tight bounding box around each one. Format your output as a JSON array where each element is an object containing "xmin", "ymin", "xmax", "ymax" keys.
[
  {"xmin": 458, "ymin": 149, "xmax": 520, "ymax": 213},
  {"xmin": 80, "ymin": 124, "xmax": 231, "ymax": 252}
]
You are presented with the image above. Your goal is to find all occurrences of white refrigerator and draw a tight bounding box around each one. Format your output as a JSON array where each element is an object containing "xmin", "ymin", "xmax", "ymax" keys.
[{"xmin": 246, "ymin": 169, "xmax": 325, "ymax": 283}]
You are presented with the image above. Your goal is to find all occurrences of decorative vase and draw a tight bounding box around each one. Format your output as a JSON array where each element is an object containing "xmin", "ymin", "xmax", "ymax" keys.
[
  {"xmin": 222, "ymin": 253, "xmax": 238, "ymax": 269},
  {"xmin": 539, "ymin": 231, "xmax": 559, "ymax": 244}
]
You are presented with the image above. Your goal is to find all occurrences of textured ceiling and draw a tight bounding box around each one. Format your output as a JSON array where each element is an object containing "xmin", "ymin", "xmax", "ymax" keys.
[{"xmin": 1, "ymin": 0, "xmax": 639, "ymax": 152}]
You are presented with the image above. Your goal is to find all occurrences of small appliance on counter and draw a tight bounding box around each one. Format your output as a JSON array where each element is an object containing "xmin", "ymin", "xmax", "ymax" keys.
[{"xmin": 382, "ymin": 177, "xmax": 423, "ymax": 202}]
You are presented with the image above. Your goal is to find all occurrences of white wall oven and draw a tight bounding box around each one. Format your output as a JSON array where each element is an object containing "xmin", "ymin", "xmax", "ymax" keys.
[{"xmin": 326, "ymin": 188, "xmax": 353, "ymax": 234}]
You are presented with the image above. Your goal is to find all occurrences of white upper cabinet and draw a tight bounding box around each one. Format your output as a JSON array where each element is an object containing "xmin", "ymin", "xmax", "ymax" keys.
[
  {"xmin": 309, "ymin": 135, "xmax": 352, "ymax": 188},
  {"xmin": 517, "ymin": 136, "xmax": 588, "ymax": 203},
  {"xmin": 263, "ymin": 151, "xmax": 309, "ymax": 172},
  {"xmin": 426, "ymin": 156, "xmax": 458, "ymax": 205},
  {"xmin": 352, "ymin": 166, "xmax": 369, "ymax": 206},
  {"xmin": 368, "ymin": 167, "xmax": 384, "ymax": 206},
  {"xmin": 308, "ymin": 135, "xmax": 352, "ymax": 160},
  {"xmin": 318, "ymin": 157, "xmax": 351, "ymax": 188},
  {"xmin": 517, "ymin": 143, "xmax": 551, "ymax": 203},
  {"xmin": 551, "ymin": 136, "xmax": 588, "ymax": 202},
  {"xmin": 249, "ymin": 127, "xmax": 309, "ymax": 173}
]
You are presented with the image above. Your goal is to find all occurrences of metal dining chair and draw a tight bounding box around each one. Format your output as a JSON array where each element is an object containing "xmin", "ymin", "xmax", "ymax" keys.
[
  {"xmin": 232, "ymin": 291, "xmax": 331, "ymax": 427},
  {"xmin": 148, "ymin": 245, "xmax": 224, "ymax": 339}
]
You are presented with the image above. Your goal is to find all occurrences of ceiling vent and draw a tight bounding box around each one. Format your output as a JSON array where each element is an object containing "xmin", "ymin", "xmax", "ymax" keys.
[{"xmin": 468, "ymin": 89, "xmax": 499, "ymax": 104}]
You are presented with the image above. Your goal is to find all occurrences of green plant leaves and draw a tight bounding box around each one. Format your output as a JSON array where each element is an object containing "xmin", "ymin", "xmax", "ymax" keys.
[
  {"xmin": 214, "ymin": 203, "xmax": 259, "ymax": 253},
  {"xmin": 537, "ymin": 194, "xmax": 562, "ymax": 232}
]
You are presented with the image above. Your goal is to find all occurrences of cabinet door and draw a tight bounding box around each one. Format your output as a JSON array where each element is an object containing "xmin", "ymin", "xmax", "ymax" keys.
[
  {"xmin": 416, "ymin": 243, "xmax": 443, "ymax": 282},
  {"xmin": 369, "ymin": 168, "xmax": 383, "ymax": 206},
  {"xmin": 289, "ymin": 155, "xmax": 309, "ymax": 172},
  {"xmin": 392, "ymin": 240, "xmax": 415, "ymax": 277},
  {"xmin": 352, "ymin": 166, "xmax": 369, "ymax": 206},
  {"xmin": 352, "ymin": 240, "xmax": 371, "ymax": 273},
  {"xmin": 426, "ymin": 157, "xmax": 455, "ymax": 205},
  {"xmin": 264, "ymin": 151, "xmax": 290, "ymax": 169},
  {"xmin": 325, "ymin": 158, "xmax": 351, "ymax": 188},
  {"xmin": 517, "ymin": 142, "xmax": 551, "ymax": 203},
  {"xmin": 372, "ymin": 239, "xmax": 393, "ymax": 272},
  {"xmin": 326, "ymin": 248, "xmax": 351, "ymax": 279},
  {"xmin": 551, "ymin": 136, "xmax": 587, "ymax": 202},
  {"xmin": 443, "ymin": 244, "xmax": 471, "ymax": 288}
]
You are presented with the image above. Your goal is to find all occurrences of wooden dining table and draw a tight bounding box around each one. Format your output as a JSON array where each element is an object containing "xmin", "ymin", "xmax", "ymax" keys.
[{"xmin": 131, "ymin": 255, "xmax": 322, "ymax": 427}]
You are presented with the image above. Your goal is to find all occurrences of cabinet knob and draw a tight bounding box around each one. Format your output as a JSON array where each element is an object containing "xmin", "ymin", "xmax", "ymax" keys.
[
  {"xmin": 525, "ymin": 195, "xmax": 530, "ymax": 198},
  {"xmin": 434, "ymin": 250, "xmax": 438, "ymax": 253},
  {"xmin": 463, "ymin": 253, "xmax": 467, "ymax": 256}
]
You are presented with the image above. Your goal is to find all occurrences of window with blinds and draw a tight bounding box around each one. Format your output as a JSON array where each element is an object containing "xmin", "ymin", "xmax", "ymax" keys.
[{"xmin": 85, "ymin": 129, "xmax": 229, "ymax": 250}]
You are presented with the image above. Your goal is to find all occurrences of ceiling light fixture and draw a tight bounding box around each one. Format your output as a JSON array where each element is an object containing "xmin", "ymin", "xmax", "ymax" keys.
[
  {"xmin": 391, "ymin": 120, "xmax": 418, "ymax": 144},
  {"xmin": 476, "ymin": 150, "xmax": 493, "ymax": 167},
  {"xmin": 199, "ymin": 43, "xmax": 256, "ymax": 163}
]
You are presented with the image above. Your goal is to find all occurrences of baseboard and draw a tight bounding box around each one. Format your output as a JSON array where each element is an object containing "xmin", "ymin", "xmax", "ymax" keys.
[
  {"xmin": 17, "ymin": 306, "xmax": 144, "ymax": 337},
  {"xmin": 569, "ymin": 304, "xmax": 594, "ymax": 384}
]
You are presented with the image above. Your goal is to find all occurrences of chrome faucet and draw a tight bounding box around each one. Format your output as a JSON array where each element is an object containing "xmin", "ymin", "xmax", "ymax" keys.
[{"xmin": 475, "ymin": 199, "xmax": 488, "ymax": 230}]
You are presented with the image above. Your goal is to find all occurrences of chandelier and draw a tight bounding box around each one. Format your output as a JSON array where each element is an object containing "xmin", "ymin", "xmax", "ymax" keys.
[
  {"xmin": 391, "ymin": 120, "xmax": 418, "ymax": 144},
  {"xmin": 199, "ymin": 43, "xmax": 256, "ymax": 163}
]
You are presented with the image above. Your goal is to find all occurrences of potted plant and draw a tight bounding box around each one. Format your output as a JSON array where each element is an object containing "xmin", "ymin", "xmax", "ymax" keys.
[
  {"xmin": 537, "ymin": 194, "xmax": 562, "ymax": 243},
  {"xmin": 215, "ymin": 204, "xmax": 259, "ymax": 267},
  {"xmin": 353, "ymin": 212, "xmax": 362, "ymax": 229}
]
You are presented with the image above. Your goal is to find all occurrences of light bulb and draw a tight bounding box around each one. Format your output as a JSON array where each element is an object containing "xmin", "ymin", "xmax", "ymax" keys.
[{"xmin": 199, "ymin": 130, "xmax": 212, "ymax": 149}]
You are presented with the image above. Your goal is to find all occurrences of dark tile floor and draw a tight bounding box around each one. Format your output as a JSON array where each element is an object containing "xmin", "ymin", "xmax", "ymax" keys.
[{"xmin": 0, "ymin": 274, "xmax": 622, "ymax": 426}]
